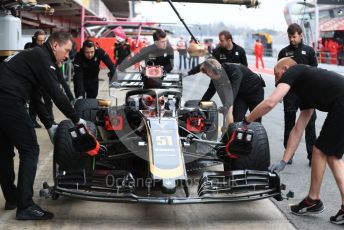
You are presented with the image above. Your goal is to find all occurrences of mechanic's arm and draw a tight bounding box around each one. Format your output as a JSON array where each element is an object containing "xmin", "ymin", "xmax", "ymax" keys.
[
  {"xmin": 240, "ymin": 49, "xmax": 248, "ymax": 67},
  {"xmin": 30, "ymin": 90, "xmax": 54, "ymax": 129},
  {"xmin": 282, "ymin": 109, "xmax": 314, "ymax": 163},
  {"xmin": 118, "ymin": 46, "xmax": 149, "ymax": 71},
  {"xmin": 309, "ymin": 48, "xmax": 318, "ymax": 67},
  {"xmin": 224, "ymin": 105, "xmax": 234, "ymax": 128},
  {"xmin": 201, "ymin": 81, "xmax": 216, "ymax": 101},
  {"xmin": 164, "ymin": 46, "xmax": 174, "ymax": 73},
  {"xmin": 246, "ymin": 83, "xmax": 290, "ymax": 122},
  {"xmin": 73, "ymin": 54, "xmax": 85, "ymax": 98},
  {"xmin": 35, "ymin": 59, "xmax": 79, "ymax": 123},
  {"xmin": 277, "ymin": 50, "xmax": 284, "ymax": 61},
  {"xmin": 100, "ymin": 48, "xmax": 116, "ymax": 78},
  {"xmin": 56, "ymin": 67, "xmax": 74, "ymax": 102},
  {"xmin": 187, "ymin": 64, "xmax": 201, "ymax": 75}
]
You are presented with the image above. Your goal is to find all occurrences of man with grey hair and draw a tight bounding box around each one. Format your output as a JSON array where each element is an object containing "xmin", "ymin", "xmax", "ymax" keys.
[
  {"xmin": 192, "ymin": 58, "xmax": 265, "ymax": 131},
  {"xmin": 199, "ymin": 58, "xmax": 234, "ymax": 131},
  {"xmin": 0, "ymin": 31, "xmax": 86, "ymax": 220}
]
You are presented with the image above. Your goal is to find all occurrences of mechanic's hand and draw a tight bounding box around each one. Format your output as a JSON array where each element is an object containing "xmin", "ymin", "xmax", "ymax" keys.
[
  {"xmin": 77, "ymin": 118, "xmax": 87, "ymax": 126},
  {"xmin": 268, "ymin": 160, "xmax": 287, "ymax": 173},
  {"xmin": 47, "ymin": 124, "xmax": 58, "ymax": 144},
  {"xmin": 238, "ymin": 117, "xmax": 250, "ymax": 131}
]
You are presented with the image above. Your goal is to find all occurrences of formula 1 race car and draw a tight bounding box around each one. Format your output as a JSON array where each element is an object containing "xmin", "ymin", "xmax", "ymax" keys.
[{"xmin": 40, "ymin": 65, "xmax": 283, "ymax": 204}]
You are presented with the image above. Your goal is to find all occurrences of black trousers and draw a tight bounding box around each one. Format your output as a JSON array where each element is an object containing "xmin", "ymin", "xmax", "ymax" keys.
[
  {"xmin": 233, "ymin": 87, "xmax": 264, "ymax": 123},
  {"xmin": 29, "ymin": 89, "xmax": 54, "ymax": 122},
  {"xmin": 179, "ymin": 53, "xmax": 187, "ymax": 70},
  {"xmin": 0, "ymin": 101, "xmax": 39, "ymax": 209},
  {"xmin": 283, "ymin": 92, "xmax": 317, "ymax": 160},
  {"xmin": 84, "ymin": 79, "xmax": 99, "ymax": 99}
]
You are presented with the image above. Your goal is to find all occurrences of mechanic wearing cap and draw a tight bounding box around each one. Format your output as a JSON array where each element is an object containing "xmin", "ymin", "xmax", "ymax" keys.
[
  {"xmin": 73, "ymin": 40, "xmax": 116, "ymax": 99},
  {"xmin": 114, "ymin": 37, "xmax": 131, "ymax": 67},
  {"xmin": 118, "ymin": 29, "xmax": 174, "ymax": 73},
  {"xmin": 0, "ymin": 31, "xmax": 86, "ymax": 220},
  {"xmin": 278, "ymin": 23, "xmax": 318, "ymax": 165},
  {"xmin": 243, "ymin": 57, "xmax": 344, "ymax": 225}
]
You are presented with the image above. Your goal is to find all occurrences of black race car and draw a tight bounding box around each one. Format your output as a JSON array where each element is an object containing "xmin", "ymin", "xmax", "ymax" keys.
[{"xmin": 41, "ymin": 66, "xmax": 283, "ymax": 204}]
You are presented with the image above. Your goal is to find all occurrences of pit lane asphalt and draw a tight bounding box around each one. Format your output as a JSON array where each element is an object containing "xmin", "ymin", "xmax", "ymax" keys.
[{"xmin": 0, "ymin": 54, "xmax": 341, "ymax": 229}]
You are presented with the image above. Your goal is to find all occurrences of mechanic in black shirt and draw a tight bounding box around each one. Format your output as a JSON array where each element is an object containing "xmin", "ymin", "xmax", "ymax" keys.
[
  {"xmin": 25, "ymin": 30, "xmax": 75, "ymax": 128},
  {"xmin": 198, "ymin": 59, "xmax": 234, "ymax": 131},
  {"xmin": 244, "ymin": 57, "xmax": 344, "ymax": 225},
  {"xmin": 73, "ymin": 40, "xmax": 115, "ymax": 98},
  {"xmin": 118, "ymin": 29, "xmax": 174, "ymax": 73},
  {"xmin": 194, "ymin": 59, "xmax": 265, "ymax": 123},
  {"xmin": 187, "ymin": 30, "xmax": 248, "ymax": 100},
  {"xmin": 278, "ymin": 23, "xmax": 318, "ymax": 165},
  {"xmin": 0, "ymin": 32, "xmax": 86, "ymax": 220}
]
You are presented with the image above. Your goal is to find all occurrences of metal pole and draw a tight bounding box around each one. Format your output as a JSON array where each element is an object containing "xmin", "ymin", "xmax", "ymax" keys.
[
  {"xmin": 166, "ymin": 0, "xmax": 198, "ymax": 43},
  {"xmin": 139, "ymin": 0, "xmax": 258, "ymax": 8},
  {"xmin": 81, "ymin": 6, "xmax": 85, "ymax": 45},
  {"xmin": 315, "ymin": 3, "xmax": 319, "ymax": 51}
]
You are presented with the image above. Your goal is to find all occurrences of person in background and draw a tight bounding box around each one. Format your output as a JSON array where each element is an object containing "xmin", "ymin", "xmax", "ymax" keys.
[
  {"xmin": 114, "ymin": 36, "xmax": 131, "ymax": 67},
  {"xmin": 118, "ymin": 29, "xmax": 174, "ymax": 73},
  {"xmin": 73, "ymin": 40, "xmax": 115, "ymax": 99},
  {"xmin": 254, "ymin": 38, "xmax": 265, "ymax": 69},
  {"xmin": 176, "ymin": 36, "xmax": 187, "ymax": 70},
  {"xmin": 278, "ymin": 23, "xmax": 318, "ymax": 165}
]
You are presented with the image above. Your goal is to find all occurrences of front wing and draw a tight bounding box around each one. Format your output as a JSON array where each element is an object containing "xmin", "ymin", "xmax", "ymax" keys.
[{"xmin": 41, "ymin": 169, "xmax": 282, "ymax": 204}]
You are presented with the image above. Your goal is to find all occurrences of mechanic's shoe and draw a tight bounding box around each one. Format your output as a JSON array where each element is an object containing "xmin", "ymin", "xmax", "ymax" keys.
[
  {"xmin": 290, "ymin": 197, "xmax": 325, "ymax": 215},
  {"xmin": 4, "ymin": 201, "xmax": 17, "ymax": 210},
  {"xmin": 16, "ymin": 204, "xmax": 54, "ymax": 220},
  {"xmin": 330, "ymin": 206, "xmax": 344, "ymax": 225},
  {"xmin": 33, "ymin": 120, "xmax": 42, "ymax": 128}
]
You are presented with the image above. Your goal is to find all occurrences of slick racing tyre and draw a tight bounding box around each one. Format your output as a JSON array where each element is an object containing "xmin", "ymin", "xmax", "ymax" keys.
[
  {"xmin": 74, "ymin": 99, "xmax": 98, "ymax": 123},
  {"xmin": 222, "ymin": 122, "xmax": 270, "ymax": 171},
  {"xmin": 54, "ymin": 120, "xmax": 96, "ymax": 171},
  {"xmin": 184, "ymin": 100, "xmax": 218, "ymax": 140}
]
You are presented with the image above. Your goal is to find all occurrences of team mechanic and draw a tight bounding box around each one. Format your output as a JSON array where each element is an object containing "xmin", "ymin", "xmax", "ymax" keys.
[
  {"xmin": 278, "ymin": 23, "xmax": 318, "ymax": 165},
  {"xmin": 0, "ymin": 32, "xmax": 86, "ymax": 220},
  {"xmin": 73, "ymin": 40, "xmax": 116, "ymax": 99},
  {"xmin": 243, "ymin": 57, "xmax": 344, "ymax": 225},
  {"xmin": 187, "ymin": 30, "xmax": 248, "ymax": 103},
  {"xmin": 118, "ymin": 29, "xmax": 174, "ymax": 73},
  {"xmin": 25, "ymin": 30, "xmax": 74, "ymax": 128},
  {"xmin": 188, "ymin": 59, "xmax": 235, "ymax": 132},
  {"xmin": 191, "ymin": 59, "xmax": 265, "ymax": 123}
]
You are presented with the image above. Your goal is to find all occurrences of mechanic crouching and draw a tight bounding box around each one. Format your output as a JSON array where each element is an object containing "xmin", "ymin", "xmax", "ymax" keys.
[
  {"xmin": 73, "ymin": 40, "xmax": 116, "ymax": 99},
  {"xmin": 0, "ymin": 32, "xmax": 86, "ymax": 220}
]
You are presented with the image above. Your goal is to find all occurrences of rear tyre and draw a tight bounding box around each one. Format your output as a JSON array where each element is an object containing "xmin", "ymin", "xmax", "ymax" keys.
[{"xmin": 222, "ymin": 122, "xmax": 270, "ymax": 171}]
